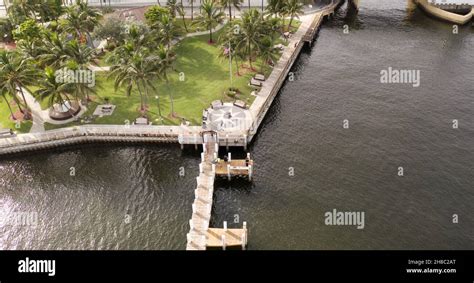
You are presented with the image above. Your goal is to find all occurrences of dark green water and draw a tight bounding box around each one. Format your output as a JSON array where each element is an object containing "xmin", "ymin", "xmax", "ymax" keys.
[{"xmin": 1, "ymin": 0, "xmax": 473, "ymax": 249}]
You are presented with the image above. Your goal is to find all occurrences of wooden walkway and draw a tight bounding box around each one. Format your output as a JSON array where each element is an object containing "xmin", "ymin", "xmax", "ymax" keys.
[
  {"xmin": 186, "ymin": 132, "xmax": 250, "ymax": 250},
  {"xmin": 186, "ymin": 132, "xmax": 218, "ymax": 250}
]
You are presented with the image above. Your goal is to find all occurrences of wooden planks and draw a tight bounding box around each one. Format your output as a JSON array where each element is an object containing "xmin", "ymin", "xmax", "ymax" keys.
[{"xmin": 206, "ymin": 228, "xmax": 248, "ymax": 248}]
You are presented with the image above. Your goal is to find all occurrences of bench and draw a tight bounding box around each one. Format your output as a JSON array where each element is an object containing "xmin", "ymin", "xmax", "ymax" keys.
[
  {"xmin": 134, "ymin": 117, "xmax": 149, "ymax": 125},
  {"xmin": 233, "ymin": 100, "xmax": 247, "ymax": 109},
  {"xmin": 0, "ymin": 129, "xmax": 14, "ymax": 138},
  {"xmin": 250, "ymin": 78, "xmax": 263, "ymax": 87},
  {"xmin": 254, "ymin": 74, "xmax": 265, "ymax": 81}
]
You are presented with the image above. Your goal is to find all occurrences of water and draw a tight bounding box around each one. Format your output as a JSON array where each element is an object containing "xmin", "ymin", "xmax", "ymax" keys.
[{"xmin": 1, "ymin": 0, "xmax": 473, "ymax": 250}]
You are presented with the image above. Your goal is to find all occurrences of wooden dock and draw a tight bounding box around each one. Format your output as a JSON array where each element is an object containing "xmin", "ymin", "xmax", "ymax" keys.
[
  {"xmin": 186, "ymin": 132, "xmax": 250, "ymax": 250},
  {"xmin": 207, "ymin": 222, "xmax": 248, "ymax": 249},
  {"xmin": 215, "ymin": 152, "xmax": 254, "ymax": 180},
  {"xmin": 186, "ymin": 132, "xmax": 217, "ymax": 250}
]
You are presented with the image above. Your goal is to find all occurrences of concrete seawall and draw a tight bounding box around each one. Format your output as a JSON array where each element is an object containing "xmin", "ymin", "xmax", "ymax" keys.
[
  {"xmin": 0, "ymin": 125, "xmax": 194, "ymax": 156},
  {"xmin": 0, "ymin": 4, "xmax": 339, "ymax": 156},
  {"xmin": 417, "ymin": 0, "xmax": 473, "ymax": 25}
]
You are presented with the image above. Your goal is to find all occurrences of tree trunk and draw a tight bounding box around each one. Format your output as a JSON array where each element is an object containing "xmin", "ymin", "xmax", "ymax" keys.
[
  {"xmin": 167, "ymin": 78, "xmax": 175, "ymax": 117},
  {"xmin": 209, "ymin": 27, "xmax": 213, "ymax": 43},
  {"xmin": 4, "ymin": 97, "xmax": 16, "ymax": 120},
  {"xmin": 228, "ymin": 5, "xmax": 232, "ymax": 21},
  {"xmin": 288, "ymin": 17, "xmax": 294, "ymax": 31},
  {"xmin": 234, "ymin": 55, "xmax": 240, "ymax": 76},
  {"xmin": 248, "ymin": 0, "xmax": 250, "ymax": 9},
  {"xmin": 182, "ymin": 15, "xmax": 188, "ymax": 32},
  {"xmin": 248, "ymin": 41, "xmax": 253, "ymax": 70},
  {"xmin": 18, "ymin": 87, "xmax": 31, "ymax": 120},
  {"xmin": 136, "ymin": 81, "xmax": 145, "ymax": 114},
  {"xmin": 191, "ymin": 2, "xmax": 194, "ymax": 20},
  {"xmin": 157, "ymin": 95, "xmax": 163, "ymax": 121}
]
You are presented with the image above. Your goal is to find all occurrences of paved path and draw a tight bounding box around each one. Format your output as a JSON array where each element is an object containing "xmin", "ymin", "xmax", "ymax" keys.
[{"xmin": 18, "ymin": 88, "xmax": 88, "ymax": 133}]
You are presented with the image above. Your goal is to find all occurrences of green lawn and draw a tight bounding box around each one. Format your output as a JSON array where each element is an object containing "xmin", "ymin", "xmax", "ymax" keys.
[
  {"xmin": 44, "ymin": 29, "xmax": 263, "ymax": 128},
  {"xmin": 0, "ymin": 98, "xmax": 33, "ymax": 133},
  {"xmin": 175, "ymin": 18, "xmax": 219, "ymax": 35},
  {"xmin": 33, "ymin": 20, "xmax": 301, "ymax": 131}
]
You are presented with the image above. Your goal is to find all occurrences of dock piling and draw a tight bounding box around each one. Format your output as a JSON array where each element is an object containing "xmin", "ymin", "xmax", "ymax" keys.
[{"xmin": 222, "ymin": 235, "xmax": 226, "ymax": 251}]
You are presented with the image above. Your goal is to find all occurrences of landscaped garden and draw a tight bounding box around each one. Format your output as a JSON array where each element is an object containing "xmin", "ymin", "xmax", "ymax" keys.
[{"xmin": 0, "ymin": 0, "xmax": 304, "ymax": 133}]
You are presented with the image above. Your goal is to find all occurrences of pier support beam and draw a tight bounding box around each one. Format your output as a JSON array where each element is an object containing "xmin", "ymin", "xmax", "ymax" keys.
[
  {"xmin": 243, "ymin": 134, "xmax": 248, "ymax": 151},
  {"xmin": 226, "ymin": 134, "xmax": 229, "ymax": 151},
  {"xmin": 348, "ymin": 0, "xmax": 359, "ymax": 11}
]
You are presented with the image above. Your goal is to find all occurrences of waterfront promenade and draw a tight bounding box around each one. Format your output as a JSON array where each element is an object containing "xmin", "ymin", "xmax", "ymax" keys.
[{"xmin": 0, "ymin": 3, "xmax": 338, "ymax": 155}]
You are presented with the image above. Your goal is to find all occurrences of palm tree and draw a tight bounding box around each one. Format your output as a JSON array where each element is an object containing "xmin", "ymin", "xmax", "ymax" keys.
[
  {"xmin": 258, "ymin": 36, "xmax": 278, "ymax": 72},
  {"xmin": 109, "ymin": 50, "xmax": 158, "ymax": 116},
  {"xmin": 62, "ymin": 6, "xmax": 86, "ymax": 40},
  {"xmin": 0, "ymin": 51, "xmax": 37, "ymax": 120},
  {"xmin": 35, "ymin": 67, "xmax": 76, "ymax": 111},
  {"xmin": 76, "ymin": 0, "xmax": 102, "ymax": 38},
  {"xmin": 194, "ymin": 0, "xmax": 225, "ymax": 43},
  {"xmin": 65, "ymin": 39, "xmax": 96, "ymax": 69},
  {"xmin": 155, "ymin": 44, "xmax": 177, "ymax": 117},
  {"xmin": 283, "ymin": 0, "xmax": 304, "ymax": 31},
  {"xmin": 166, "ymin": 0, "xmax": 180, "ymax": 18},
  {"xmin": 64, "ymin": 40, "xmax": 97, "ymax": 103},
  {"xmin": 153, "ymin": 13, "xmax": 179, "ymax": 48},
  {"xmin": 220, "ymin": 0, "xmax": 242, "ymax": 22},
  {"xmin": 37, "ymin": 32, "xmax": 70, "ymax": 68},
  {"xmin": 265, "ymin": 0, "xmax": 284, "ymax": 17},
  {"xmin": 63, "ymin": 0, "xmax": 102, "ymax": 43},
  {"xmin": 235, "ymin": 9, "xmax": 264, "ymax": 70},
  {"xmin": 7, "ymin": 0, "xmax": 36, "ymax": 23},
  {"xmin": 177, "ymin": 2, "xmax": 188, "ymax": 32},
  {"xmin": 0, "ymin": 88, "xmax": 16, "ymax": 120},
  {"xmin": 190, "ymin": 0, "xmax": 194, "ymax": 20}
]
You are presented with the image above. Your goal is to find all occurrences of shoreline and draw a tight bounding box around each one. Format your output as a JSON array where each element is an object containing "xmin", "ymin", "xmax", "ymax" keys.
[
  {"xmin": 416, "ymin": 0, "xmax": 473, "ymax": 25},
  {"xmin": 0, "ymin": 4, "xmax": 340, "ymax": 156}
]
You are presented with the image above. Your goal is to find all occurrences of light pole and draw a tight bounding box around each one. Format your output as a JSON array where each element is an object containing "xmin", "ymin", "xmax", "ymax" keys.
[
  {"xmin": 155, "ymin": 95, "xmax": 163, "ymax": 124},
  {"xmin": 229, "ymin": 41, "xmax": 233, "ymax": 90}
]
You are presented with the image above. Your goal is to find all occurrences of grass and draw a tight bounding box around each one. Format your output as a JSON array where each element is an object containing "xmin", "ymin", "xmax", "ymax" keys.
[
  {"xmin": 43, "ymin": 28, "xmax": 262, "ymax": 128},
  {"xmin": 14, "ymin": 19, "xmax": 302, "ymax": 131},
  {"xmin": 0, "ymin": 98, "xmax": 33, "ymax": 133},
  {"xmin": 175, "ymin": 18, "xmax": 219, "ymax": 35}
]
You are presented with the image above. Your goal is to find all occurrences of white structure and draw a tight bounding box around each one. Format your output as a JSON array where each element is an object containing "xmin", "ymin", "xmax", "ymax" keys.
[{"xmin": 428, "ymin": 0, "xmax": 474, "ymax": 5}]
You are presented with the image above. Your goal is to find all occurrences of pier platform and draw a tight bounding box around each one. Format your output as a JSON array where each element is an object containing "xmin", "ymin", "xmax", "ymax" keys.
[
  {"xmin": 186, "ymin": 132, "xmax": 251, "ymax": 250},
  {"xmin": 207, "ymin": 224, "xmax": 248, "ymax": 249}
]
